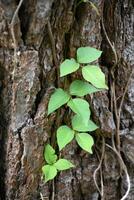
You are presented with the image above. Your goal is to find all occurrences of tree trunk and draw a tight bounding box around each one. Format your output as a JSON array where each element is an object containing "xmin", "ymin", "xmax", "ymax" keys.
[{"xmin": 0, "ymin": 0, "xmax": 133, "ymax": 199}]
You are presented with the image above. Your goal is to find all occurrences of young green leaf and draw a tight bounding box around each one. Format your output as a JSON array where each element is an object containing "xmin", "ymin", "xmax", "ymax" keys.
[
  {"xmin": 69, "ymin": 80, "xmax": 101, "ymax": 97},
  {"xmin": 67, "ymin": 98, "xmax": 90, "ymax": 124},
  {"xmin": 54, "ymin": 159, "xmax": 75, "ymax": 171},
  {"xmin": 60, "ymin": 58, "xmax": 79, "ymax": 77},
  {"xmin": 72, "ymin": 115, "xmax": 98, "ymax": 132},
  {"xmin": 57, "ymin": 125, "xmax": 75, "ymax": 151},
  {"xmin": 75, "ymin": 133, "xmax": 94, "ymax": 153},
  {"xmin": 42, "ymin": 165, "xmax": 57, "ymax": 182},
  {"xmin": 77, "ymin": 47, "xmax": 102, "ymax": 64},
  {"xmin": 48, "ymin": 88, "xmax": 70, "ymax": 115},
  {"xmin": 44, "ymin": 144, "xmax": 57, "ymax": 164},
  {"xmin": 82, "ymin": 65, "xmax": 108, "ymax": 89}
]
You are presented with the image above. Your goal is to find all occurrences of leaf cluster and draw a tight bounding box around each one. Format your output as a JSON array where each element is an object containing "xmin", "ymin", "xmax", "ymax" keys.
[
  {"xmin": 42, "ymin": 144, "xmax": 74, "ymax": 182},
  {"xmin": 42, "ymin": 46, "xmax": 108, "ymax": 182}
]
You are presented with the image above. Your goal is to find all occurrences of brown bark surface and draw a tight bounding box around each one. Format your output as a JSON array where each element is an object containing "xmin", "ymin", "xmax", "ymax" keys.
[{"xmin": 0, "ymin": 0, "xmax": 134, "ymax": 200}]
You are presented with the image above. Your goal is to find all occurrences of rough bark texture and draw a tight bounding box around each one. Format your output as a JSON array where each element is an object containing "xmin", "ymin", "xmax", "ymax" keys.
[{"xmin": 0, "ymin": 0, "xmax": 133, "ymax": 200}]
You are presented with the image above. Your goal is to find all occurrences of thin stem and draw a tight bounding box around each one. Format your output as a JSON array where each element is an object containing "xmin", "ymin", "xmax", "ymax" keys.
[
  {"xmin": 10, "ymin": 0, "xmax": 24, "ymax": 64},
  {"xmin": 47, "ymin": 21, "xmax": 58, "ymax": 68},
  {"xmin": 106, "ymin": 144, "xmax": 131, "ymax": 200},
  {"xmin": 40, "ymin": 193, "xmax": 44, "ymax": 200},
  {"xmin": 93, "ymin": 137, "xmax": 105, "ymax": 198},
  {"xmin": 51, "ymin": 179, "xmax": 55, "ymax": 200},
  {"xmin": 118, "ymin": 69, "xmax": 134, "ymax": 120},
  {"xmin": 113, "ymin": 81, "xmax": 121, "ymax": 152}
]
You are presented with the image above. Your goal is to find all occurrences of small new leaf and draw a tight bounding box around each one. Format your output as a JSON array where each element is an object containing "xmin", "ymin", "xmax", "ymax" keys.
[
  {"xmin": 72, "ymin": 115, "xmax": 98, "ymax": 132},
  {"xmin": 75, "ymin": 133, "xmax": 94, "ymax": 153},
  {"xmin": 67, "ymin": 98, "xmax": 90, "ymax": 125},
  {"xmin": 82, "ymin": 65, "xmax": 108, "ymax": 89},
  {"xmin": 48, "ymin": 88, "xmax": 70, "ymax": 115},
  {"xmin": 60, "ymin": 58, "xmax": 79, "ymax": 77},
  {"xmin": 69, "ymin": 80, "xmax": 101, "ymax": 97},
  {"xmin": 54, "ymin": 159, "xmax": 75, "ymax": 171},
  {"xmin": 44, "ymin": 144, "xmax": 57, "ymax": 164},
  {"xmin": 42, "ymin": 165, "xmax": 57, "ymax": 182},
  {"xmin": 57, "ymin": 125, "xmax": 75, "ymax": 151},
  {"xmin": 77, "ymin": 47, "xmax": 102, "ymax": 64}
]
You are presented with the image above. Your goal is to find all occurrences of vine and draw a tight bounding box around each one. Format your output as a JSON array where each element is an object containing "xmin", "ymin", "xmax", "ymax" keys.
[
  {"xmin": 9, "ymin": 1, "xmax": 132, "ymax": 199},
  {"xmin": 42, "ymin": 46, "xmax": 108, "ymax": 182}
]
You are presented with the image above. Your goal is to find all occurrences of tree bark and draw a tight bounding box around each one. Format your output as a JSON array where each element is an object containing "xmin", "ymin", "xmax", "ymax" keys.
[{"xmin": 0, "ymin": 0, "xmax": 133, "ymax": 200}]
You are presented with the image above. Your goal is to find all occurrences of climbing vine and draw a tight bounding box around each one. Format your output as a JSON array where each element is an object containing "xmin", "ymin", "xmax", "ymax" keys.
[
  {"xmin": 9, "ymin": 0, "xmax": 132, "ymax": 199},
  {"xmin": 42, "ymin": 46, "xmax": 108, "ymax": 182}
]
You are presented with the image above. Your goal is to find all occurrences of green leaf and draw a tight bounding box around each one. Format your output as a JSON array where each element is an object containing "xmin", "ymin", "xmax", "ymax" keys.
[
  {"xmin": 77, "ymin": 47, "xmax": 102, "ymax": 64},
  {"xmin": 82, "ymin": 65, "xmax": 108, "ymax": 89},
  {"xmin": 42, "ymin": 165, "xmax": 57, "ymax": 182},
  {"xmin": 72, "ymin": 115, "xmax": 98, "ymax": 132},
  {"xmin": 48, "ymin": 88, "xmax": 70, "ymax": 115},
  {"xmin": 57, "ymin": 125, "xmax": 75, "ymax": 151},
  {"xmin": 60, "ymin": 58, "xmax": 80, "ymax": 77},
  {"xmin": 44, "ymin": 144, "xmax": 57, "ymax": 164},
  {"xmin": 69, "ymin": 80, "xmax": 101, "ymax": 97},
  {"xmin": 54, "ymin": 159, "xmax": 75, "ymax": 171},
  {"xmin": 75, "ymin": 133, "xmax": 94, "ymax": 153},
  {"xmin": 67, "ymin": 98, "xmax": 90, "ymax": 124}
]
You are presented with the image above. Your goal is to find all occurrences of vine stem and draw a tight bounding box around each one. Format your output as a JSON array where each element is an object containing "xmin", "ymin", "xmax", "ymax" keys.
[
  {"xmin": 10, "ymin": 0, "xmax": 24, "ymax": 64},
  {"xmin": 118, "ymin": 69, "xmax": 134, "ymax": 125},
  {"xmin": 101, "ymin": 2, "xmax": 131, "ymax": 199},
  {"xmin": 93, "ymin": 137, "xmax": 105, "ymax": 199},
  {"xmin": 40, "ymin": 192, "xmax": 44, "ymax": 200},
  {"xmin": 106, "ymin": 144, "xmax": 131, "ymax": 200},
  {"xmin": 47, "ymin": 21, "xmax": 60, "ymax": 87},
  {"xmin": 101, "ymin": 0, "xmax": 126, "ymax": 155},
  {"xmin": 51, "ymin": 179, "xmax": 55, "ymax": 200},
  {"xmin": 101, "ymin": 1, "xmax": 120, "ymax": 150},
  {"xmin": 47, "ymin": 20, "xmax": 61, "ymax": 149},
  {"xmin": 47, "ymin": 21, "xmax": 58, "ymax": 68},
  {"xmin": 47, "ymin": 20, "xmax": 59, "ymax": 200},
  {"xmin": 10, "ymin": 0, "xmax": 24, "ymax": 124},
  {"xmin": 114, "ymin": 68, "xmax": 133, "ymax": 153}
]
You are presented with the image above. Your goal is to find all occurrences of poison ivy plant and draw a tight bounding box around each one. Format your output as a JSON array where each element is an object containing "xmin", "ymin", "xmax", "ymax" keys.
[
  {"xmin": 42, "ymin": 144, "xmax": 74, "ymax": 182},
  {"xmin": 60, "ymin": 58, "xmax": 79, "ymax": 77},
  {"xmin": 75, "ymin": 132, "xmax": 94, "ymax": 153},
  {"xmin": 43, "ymin": 46, "xmax": 108, "ymax": 182},
  {"xmin": 77, "ymin": 46, "xmax": 102, "ymax": 63},
  {"xmin": 42, "ymin": 165, "xmax": 57, "ymax": 183},
  {"xmin": 82, "ymin": 65, "xmax": 108, "ymax": 89},
  {"xmin": 54, "ymin": 159, "xmax": 74, "ymax": 170},
  {"xmin": 56, "ymin": 122, "xmax": 95, "ymax": 153},
  {"xmin": 48, "ymin": 88, "xmax": 70, "ymax": 115},
  {"xmin": 57, "ymin": 125, "xmax": 75, "ymax": 150},
  {"xmin": 44, "ymin": 144, "xmax": 57, "ymax": 164},
  {"xmin": 67, "ymin": 98, "xmax": 90, "ymax": 125},
  {"xmin": 72, "ymin": 115, "xmax": 98, "ymax": 132},
  {"xmin": 69, "ymin": 80, "xmax": 101, "ymax": 97}
]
